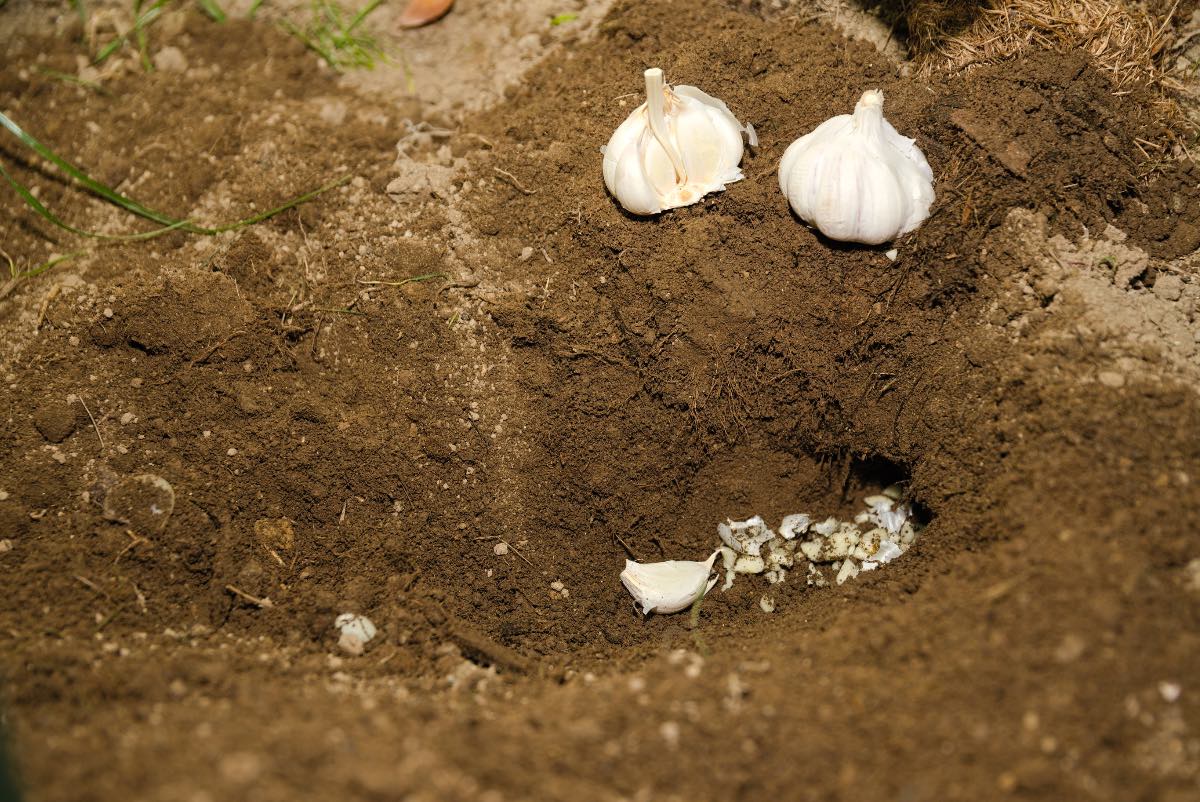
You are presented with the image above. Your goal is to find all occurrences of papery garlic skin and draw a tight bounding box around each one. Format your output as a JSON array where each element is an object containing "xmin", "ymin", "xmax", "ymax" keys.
[
  {"xmin": 620, "ymin": 550, "xmax": 720, "ymax": 615},
  {"xmin": 779, "ymin": 90, "xmax": 934, "ymax": 245},
  {"xmin": 602, "ymin": 68, "xmax": 755, "ymax": 216}
]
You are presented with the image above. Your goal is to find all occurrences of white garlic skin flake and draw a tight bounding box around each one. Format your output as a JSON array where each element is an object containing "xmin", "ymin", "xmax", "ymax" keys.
[
  {"xmin": 603, "ymin": 68, "xmax": 754, "ymax": 216},
  {"xmin": 778, "ymin": 89, "xmax": 934, "ymax": 245},
  {"xmin": 620, "ymin": 550, "xmax": 720, "ymax": 615}
]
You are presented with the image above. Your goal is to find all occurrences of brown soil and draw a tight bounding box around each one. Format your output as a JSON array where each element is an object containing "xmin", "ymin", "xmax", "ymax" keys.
[{"xmin": 2, "ymin": 1, "xmax": 1200, "ymax": 801}]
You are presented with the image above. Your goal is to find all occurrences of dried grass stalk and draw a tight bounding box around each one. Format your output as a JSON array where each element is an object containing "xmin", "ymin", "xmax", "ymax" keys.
[{"xmin": 919, "ymin": 0, "xmax": 1182, "ymax": 93}]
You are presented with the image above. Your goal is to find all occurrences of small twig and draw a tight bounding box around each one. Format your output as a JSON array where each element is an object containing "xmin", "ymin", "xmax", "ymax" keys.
[
  {"xmin": 114, "ymin": 529, "xmax": 151, "ymax": 564},
  {"xmin": 131, "ymin": 582, "xmax": 147, "ymax": 613},
  {"xmin": 613, "ymin": 532, "xmax": 639, "ymax": 561},
  {"xmin": 493, "ymin": 167, "xmax": 536, "ymax": 195},
  {"xmin": 355, "ymin": 272, "xmax": 446, "ymax": 287},
  {"xmin": 500, "ymin": 539, "xmax": 535, "ymax": 567},
  {"xmin": 188, "ymin": 329, "xmax": 246, "ymax": 368},
  {"xmin": 76, "ymin": 395, "xmax": 104, "ymax": 448},
  {"xmin": 36, "ymin": 284, "xmax": 61, "ymax": 330},
  {"xmin": 312, "ymin": 306, "xmax": 366, "ymax": 316},
  {"xmin": 74, "ymin": 574, "xmax": 110, "ymax": 600},
  {"xmin": 225, "ymin": 584, "xmax": 274, "ymax": 609}
]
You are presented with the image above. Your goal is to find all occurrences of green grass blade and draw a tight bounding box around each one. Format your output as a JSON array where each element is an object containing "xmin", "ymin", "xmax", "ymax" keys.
[
  {"xmin": 34, "ymin": 67, "xmax": 110, "ymax": 95},
  {"xmin": 94, "ymin": 35, "xmax": 126, "ymax": 63},
  {"xmin": 248, "ymin": 0, "xmax": 265, "ymax": 18},
  {"xmin": 210, "ymin": 174, "xmax": 351, "ymax": 233},
  {"xmin": 0, "ymin": 110, "xmax": 205, "ymax": 232},
  {"xmin": 278, "ymin": 18, "xmax": 338, "ymax": 68},
  {"xmin": 71, "ymin": 0, "xmax": 88, "ymax": 30},
  {"xmin": 197, "ymin": 0, "xmax": 226, "ymax": 22},
  {"xmin": 550, "ymin": 12, "xmax": 577, "ymax": 25},
  {"xmin": 0, "ymin": 161, "xmax": 191, "ymax": 241},
  {"xmin": 346, "ymin": 0, "xmax": 384, "ymax": 34},
  {"xmin": 94, "ymin": 0, "xmax": 168, "ymax": 65},
  {"xmin": 23, "ymin": 251, "xmax": 82, "ymax": 280}
]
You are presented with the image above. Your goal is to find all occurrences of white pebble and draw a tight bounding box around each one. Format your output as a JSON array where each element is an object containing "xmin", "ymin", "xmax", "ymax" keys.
[
  {"xmin": 1159, "ymin": 681, "xmax": 1182, "ymax": 703},
  {"xmin": 493, "ymin": 542, "xmax": 509, "ymax": 556},
  {"xmin": 226, "ymin": 448, "xmax": 238, "ymax": 456},
  {"xmin": 334, "ymin": 613, "xmax": 376, "ymax": 656}
]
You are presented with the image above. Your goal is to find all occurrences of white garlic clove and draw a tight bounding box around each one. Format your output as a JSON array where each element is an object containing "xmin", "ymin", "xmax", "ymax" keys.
[
  {"xmin": 602, "ymin": 68, "xmax": 752, "ymax": 215},
  {"xmin": 778, "ymin": 89, "xmax": 934, "ymax": 245},
  {"xmin": 620, "ymin": 550, "xmax": 720, "ymax": 615}
]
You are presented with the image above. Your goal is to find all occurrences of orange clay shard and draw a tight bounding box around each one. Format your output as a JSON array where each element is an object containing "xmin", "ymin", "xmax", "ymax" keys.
[{"xmin": 396, "ymin": 0, "xmax": 454, "ymax": 28}]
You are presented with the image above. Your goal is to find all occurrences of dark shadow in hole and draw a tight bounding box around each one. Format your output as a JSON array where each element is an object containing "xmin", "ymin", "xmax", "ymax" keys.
[{"xmin": 843, "ymin": 452, "xmax": 932, "ymax": 524}]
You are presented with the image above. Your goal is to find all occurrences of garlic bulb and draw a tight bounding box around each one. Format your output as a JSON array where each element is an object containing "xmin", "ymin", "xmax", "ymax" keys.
[
  {"xmin": 778, "ymin": 90, "xmax": 934, "ymax": 245},
  {"xmin": 602, "ymin": 68, "xmax": 755, "ymax": 216},
  {"xmin": 620, "ymin": 550, "xmax": 720, "ymax": 615}
]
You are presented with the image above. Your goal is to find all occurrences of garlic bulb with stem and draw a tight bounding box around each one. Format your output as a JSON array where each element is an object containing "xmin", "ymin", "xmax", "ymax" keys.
[
  {"xmin": 620, "ymin": 549, "xmax": 721, "ymax": 615},
  {"xmin": 602, "ymin": 68, "xmax": 756, "ymax": 216},
  {"xmin": 778, "ymin": 89, "xmax": 934, "ymax": 245}
]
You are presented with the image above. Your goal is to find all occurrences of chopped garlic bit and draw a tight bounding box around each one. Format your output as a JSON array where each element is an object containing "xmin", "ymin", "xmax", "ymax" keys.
[
  {"xmin": 334, "ymin": 613, "xmax": 377, "ymax": 656},
  {"xmin": 713, "ymin": 495, "xmax": 922, "ymax": 605}
]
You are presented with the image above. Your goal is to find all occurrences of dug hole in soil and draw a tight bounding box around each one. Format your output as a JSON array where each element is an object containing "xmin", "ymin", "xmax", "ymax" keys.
[{"xmin": 2, "ymin": 1, "xmax": 1200, "ymax": 800}]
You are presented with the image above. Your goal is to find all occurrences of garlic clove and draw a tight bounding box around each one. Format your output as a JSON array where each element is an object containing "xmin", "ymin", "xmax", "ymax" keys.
[
  {"xmin": 675, "ymin": 85, "xmax": 758, "ymax": 149},
  {"xmin": 674, "ymin": 103, "xmax": 726, "ymax": 188},
  {"xmin": 611, "ymin": 141, "xmax": 664, "ymax": 216},
  {"xmin": 620, "ymin": 550, "xmax": 720, "ymax": 615},
  {"xmin": 602, "ymin": 115, "xmax": 645, "ymax": 195}
]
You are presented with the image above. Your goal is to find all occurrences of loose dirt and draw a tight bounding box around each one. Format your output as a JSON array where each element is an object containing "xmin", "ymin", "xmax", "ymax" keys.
[{"xmin": 1, "ymin": 1, "xmax": 1199, "ymax": 800}]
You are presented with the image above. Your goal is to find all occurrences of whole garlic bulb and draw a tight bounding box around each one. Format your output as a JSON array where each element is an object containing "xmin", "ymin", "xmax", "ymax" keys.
[
  {"xmin": 602, "ymin": 68, "xmax": 756, "ymax": 216},
  {"xmin": 778, "ymin": 90, "xmax": 934, "ymax": 245}
]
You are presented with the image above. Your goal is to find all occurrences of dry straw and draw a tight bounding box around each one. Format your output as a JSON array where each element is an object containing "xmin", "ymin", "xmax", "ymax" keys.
[{"xmin": 919, "ymin": 0, "xmax": 1183, "ymax": 93}]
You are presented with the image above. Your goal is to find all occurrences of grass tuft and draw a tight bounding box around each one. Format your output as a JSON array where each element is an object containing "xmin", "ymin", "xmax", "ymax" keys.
[
  {"xmin": 94, "ymin": 0, "xmax": 170, "ymax": 68},
  {"xmin": 0, "ymin": 110, "xmax": 349, "ymax": 297},
  {"xmin": 280, "ymin": 0, "xmax": 389, "ymax": 71},
  {"xmin": 918, "ymin": 0, "xmax": 1184, "ymax": 93},
  {"xmin": 34, "ymin": 66, "xmax": 110, "ymax": 96}
]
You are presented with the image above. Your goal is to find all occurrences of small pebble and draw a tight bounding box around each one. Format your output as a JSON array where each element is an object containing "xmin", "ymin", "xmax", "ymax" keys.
[
  {"xmin": 493, "ymin": 542, "xmax": 509, "ymax": 556},
  {"xmin": 1098, "ymin": 371, "xmax": 1126, "ymax": 388},
  {"xmin": 550, "ymin": 580, "xmax": 565, "ymax": 592},
  {"xmin": 0, "ymin": 539, "xmax": 12, "ymax": 554},
  {"xmin": 226, "ymin": 447, "xmax": 238, "ymax": 456},
  {"xmin": 1159, "ymin": 681, "xmax": 1182, "ymax": 703},
  {"xmin": 120, "ymin": 413, "xmax": 135, "ymax": 425},
  {"xmin": 103, "ymin": 308, "xmax": 113, "ymax": 318}
]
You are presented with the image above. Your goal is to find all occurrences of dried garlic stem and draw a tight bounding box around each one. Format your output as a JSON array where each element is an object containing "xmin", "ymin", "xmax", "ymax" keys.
[
  {"xmin": 643, "ymin": 68, "xmax": 686, "ymax": 182},
  {"xmin": 852, "ymin": 89, "xmax": 885, "ymax": 135}
]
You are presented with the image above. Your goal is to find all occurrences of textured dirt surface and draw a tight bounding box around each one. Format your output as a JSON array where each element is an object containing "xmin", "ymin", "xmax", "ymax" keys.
[{"xmin": 2, "ymin": 1, "xmax": 1200, "ymax": 801}]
